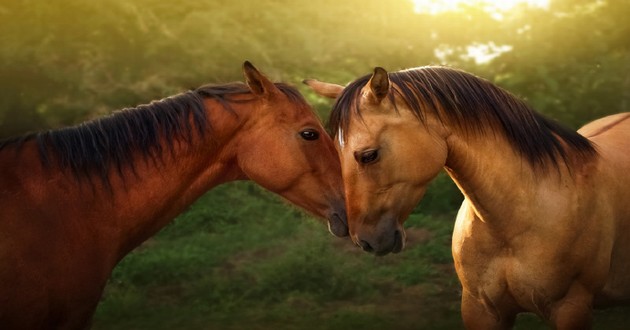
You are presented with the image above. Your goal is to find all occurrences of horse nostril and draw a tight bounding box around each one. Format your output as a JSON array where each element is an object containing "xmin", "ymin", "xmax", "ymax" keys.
[
  {"xmin": 328, "ymin": 212, "xmax": 349, "ymax": 237},
  {"xmin": 358, "ymin": 240, "xmax": 374, "ymax": 253}
]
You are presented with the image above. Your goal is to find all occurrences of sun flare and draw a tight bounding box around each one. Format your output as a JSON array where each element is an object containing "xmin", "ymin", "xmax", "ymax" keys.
[
  {"xmin": 412, "ymin": 0, "xmax": 550, "ymax": 63},
  {"xmin": 411, "ymin": 0, "xmax": 549, "ymax": 17}
]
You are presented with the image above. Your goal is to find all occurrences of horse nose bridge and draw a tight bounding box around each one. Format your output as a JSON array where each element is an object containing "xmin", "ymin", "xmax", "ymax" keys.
[
  {"xmin": 289, "ymin": 166, "xmax": 345, "ymax": 219},
  {"xmin": 309, "ymin": 165, "xmax": 345, "ymax": 210},
  {"xmin": 323, "ymin": 170, "xmax": 345, "ymax": 202}
]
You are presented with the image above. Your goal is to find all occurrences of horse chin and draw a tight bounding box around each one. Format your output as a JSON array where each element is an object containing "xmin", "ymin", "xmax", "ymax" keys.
[{"xmin": 327, "ymin": 213, "xmax": 349, "ymax": 237}]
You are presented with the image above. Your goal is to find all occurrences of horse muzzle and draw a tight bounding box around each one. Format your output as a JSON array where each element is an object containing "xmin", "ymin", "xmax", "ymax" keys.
[
  {"xmin": 353, "ymin": 217, "xmax": 405, "ymax": 256},
  {"xmin": 327, "ymin": 211, "xmax": 349, "ymax": 237}
]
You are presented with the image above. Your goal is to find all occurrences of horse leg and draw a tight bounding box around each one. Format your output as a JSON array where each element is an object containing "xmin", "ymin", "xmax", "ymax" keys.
[
  {"xmin": 461, "ymin": 289, "xmax": 516, "ymax": 330},
  {"xmin": 549, "ymin": 283, "xmax": 594, "ymax": 330}
]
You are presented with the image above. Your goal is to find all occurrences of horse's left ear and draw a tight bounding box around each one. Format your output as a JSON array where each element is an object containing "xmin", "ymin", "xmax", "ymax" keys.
[
  {"xmin": 367, "ymin": 67, "xmax": 390, "ymax": 103},
  {"xmin": 243, "ymin": 61, "xmax": 278, "ymax": 96}
]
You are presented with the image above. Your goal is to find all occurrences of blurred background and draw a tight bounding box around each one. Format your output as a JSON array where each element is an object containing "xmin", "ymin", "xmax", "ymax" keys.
[{"xmin": 2, "ymin": 0, "xmax": 629, "ymax": 328}]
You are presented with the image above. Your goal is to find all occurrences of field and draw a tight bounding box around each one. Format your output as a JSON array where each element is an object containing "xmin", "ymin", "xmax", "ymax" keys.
[{"xmin": 92, "ymin": 180, "xmax": 630, "ymax": 329}]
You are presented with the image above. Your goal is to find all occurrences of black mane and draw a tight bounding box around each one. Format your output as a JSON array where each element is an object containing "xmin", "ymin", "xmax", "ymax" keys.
[
  {"xmin": 0, "ymin": 82, "xmax": 304, "ymax": 183},
  {"xmin": 329, "ymin": 66, "xmax": 596, "ymax": 173}
]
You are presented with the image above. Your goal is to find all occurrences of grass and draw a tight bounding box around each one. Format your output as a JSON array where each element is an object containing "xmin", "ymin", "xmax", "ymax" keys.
[
  {"xmin": 92, "ymin": 181, "xmax": 461, "ymax": 329},
  {"xmin": 92, "ymin": 180, "xmax": 630, "ymax": 329}
]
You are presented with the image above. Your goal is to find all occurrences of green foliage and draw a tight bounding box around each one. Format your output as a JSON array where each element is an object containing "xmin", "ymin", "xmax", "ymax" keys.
[
  {"xmin": 0, "ymin": 0, "xmax": 630, "ymax": 137},
  {"xmin": 2, "ymin": 0, "xmax": 629, "ymax": 137},
  {"xmin": 0, "ymin": 0, "xmax": 432, "ymax": 136}
]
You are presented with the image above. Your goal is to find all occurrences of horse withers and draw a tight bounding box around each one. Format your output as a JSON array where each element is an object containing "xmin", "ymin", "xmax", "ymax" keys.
[
  {"xmin": 0, "ymin": 62, "xmax": 347, "ymax": 329},
  {"xmin": 306, "ymin": 67, "xmax": 630, "ymax": 329}
]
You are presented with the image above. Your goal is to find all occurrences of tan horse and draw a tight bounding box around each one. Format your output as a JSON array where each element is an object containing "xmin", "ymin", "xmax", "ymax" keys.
[
  {"xmin": 306, "ymin": 66, "xmax": 630, "ymax": 329},
  {"xmin": 0, "ymin": 62, "xmax": 347, "ymax": 329}
]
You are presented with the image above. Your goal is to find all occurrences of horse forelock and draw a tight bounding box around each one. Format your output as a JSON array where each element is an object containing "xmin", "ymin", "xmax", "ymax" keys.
[
  {"xmin": 330, "ymin": 66, "xmax": 597, "ymax": 174},
  {"xmin": 0, "ymin": 82, "xmax": 306, "ymax": 185},
  {"xmin": 329, "ymin": 74, "xmax": 371, "ymax": 144}
]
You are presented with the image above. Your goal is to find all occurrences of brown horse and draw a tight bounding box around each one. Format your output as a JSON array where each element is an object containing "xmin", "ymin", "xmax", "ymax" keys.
[
  {"xmin": 0, "ymin": 62, "xmax": 347, "ymax": 329},
  {"xmin": 306, "ymin": 66, "xmax": 630, "ymax": 329}
]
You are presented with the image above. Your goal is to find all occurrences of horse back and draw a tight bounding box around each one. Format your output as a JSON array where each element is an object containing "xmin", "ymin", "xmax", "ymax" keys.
[{"xmin": 579, "ymin": 113, "xmax": 630, "ymax": 214}]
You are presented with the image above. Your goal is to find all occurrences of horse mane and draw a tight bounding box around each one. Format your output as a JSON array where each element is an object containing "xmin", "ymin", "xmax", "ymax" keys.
[
  {"xmin": 329, "ymin": 66, "xmax": 597, "ymax": 173},
  {"xmin": 0, "ymin": 82, "xmax": 304, "ymax": 183}
]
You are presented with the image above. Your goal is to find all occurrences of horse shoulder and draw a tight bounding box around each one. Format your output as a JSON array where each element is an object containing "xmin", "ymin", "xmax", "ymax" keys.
[{"xmin": 452, "ymin": 199, "xmax": 509, "ymax": 292}]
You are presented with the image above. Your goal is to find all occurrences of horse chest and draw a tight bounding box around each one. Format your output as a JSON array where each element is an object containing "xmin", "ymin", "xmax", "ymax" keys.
[{"xmin": 452, "ymin": 203, "xmax": 583, "ymax": 314}]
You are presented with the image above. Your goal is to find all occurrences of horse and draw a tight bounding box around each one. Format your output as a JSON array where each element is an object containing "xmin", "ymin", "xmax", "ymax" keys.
[
  {"xmin": 0, "ymin": 61, "xmax": 348, "ymax": 329},
  {"xmin": 305, "ymin": 66, "xmax": 630, "ymax": 329}
]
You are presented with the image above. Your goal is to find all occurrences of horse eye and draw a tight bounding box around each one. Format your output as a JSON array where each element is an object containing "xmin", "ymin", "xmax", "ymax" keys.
[
  {"xmin": 300, "ymin": 129, "xmax": 320, "ymax": 141},
  {"xmin": 355, "ymin": 149, "xmax": 379, "ymax": 164}
]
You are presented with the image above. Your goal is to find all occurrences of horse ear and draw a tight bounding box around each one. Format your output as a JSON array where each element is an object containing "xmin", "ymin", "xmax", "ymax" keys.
[
  {"xmin": 303, "ymin": 79, "xmax": 344, "ymax": 99},
  {"xmin": 367, "ymin": 67, "xmax": 390, "ymax": 103},
  {"xmin": 243, "ymin": 61, "xmax": 278, "ymax": 96}
]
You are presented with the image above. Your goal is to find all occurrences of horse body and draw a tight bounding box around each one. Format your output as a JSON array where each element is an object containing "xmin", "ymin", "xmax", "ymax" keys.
[
  {"xmin": 448, "ymin": 115, "xmax": 629, "ymax": 327},
  {"xmin": 0, "ymin": 62, "xmax": 347, "ymax": 329},
  {"xmin": 0, "ymin": 110, "xmax": 245, "ymax": 328},
  {"xmin": 307, "ymin": 67, "xmax": 630, "ymax": 328}
]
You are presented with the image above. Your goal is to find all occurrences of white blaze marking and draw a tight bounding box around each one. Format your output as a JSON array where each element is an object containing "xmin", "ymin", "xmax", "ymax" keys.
[{"xmin": 337, "ymin": 128, "xmax": 345, "ymax": 149}]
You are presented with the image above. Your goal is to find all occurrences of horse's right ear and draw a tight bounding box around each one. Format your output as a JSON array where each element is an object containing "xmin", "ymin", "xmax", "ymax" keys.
[
  {"xmin": 303, "ymin": 79, "xmax": 344, "ymax": 99},
  {"xmin": 243, "ymin": 61, "xmax": 278, "ymax": 96},
  {"xmin": 367, "ymin": 67, "xmax": 390, "ymax": 103}
]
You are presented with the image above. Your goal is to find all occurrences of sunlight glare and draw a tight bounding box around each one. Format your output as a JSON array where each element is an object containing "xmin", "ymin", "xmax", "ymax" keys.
[
  {"xmin": 411, "ymin": 0, "xmax": 548, "ymax": 64},
  {"xmin": 412, "ymin": 0, "xmax": 549, "ymax": 17},
  {"xmin": 464, "ymin": 43, "xmax": 512, "ymax": 64},
  {"xmin": 433, "ymin": 42, "xmax": 512, "ymax": 65}
]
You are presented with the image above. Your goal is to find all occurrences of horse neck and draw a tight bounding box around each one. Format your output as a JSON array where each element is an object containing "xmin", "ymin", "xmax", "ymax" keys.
[
  {"xmin": 90, "ymin": 98, "xmax": 248, "ymax": 259},
  {"xmin": 443, "ymin": 127, "xmax": 573, "ymax": 232}
]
